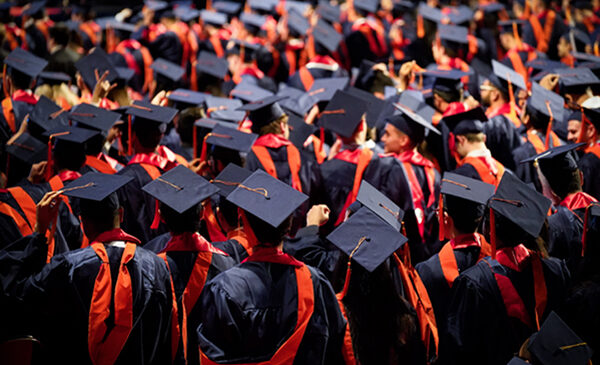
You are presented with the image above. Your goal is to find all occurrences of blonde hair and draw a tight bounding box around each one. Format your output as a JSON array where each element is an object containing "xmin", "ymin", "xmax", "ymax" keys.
[{"xmin": 258, "ymin": 114, "xmax": 289, "ymax": 136}]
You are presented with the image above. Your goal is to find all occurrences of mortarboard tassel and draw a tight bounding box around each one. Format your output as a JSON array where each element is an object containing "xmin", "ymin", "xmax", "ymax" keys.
[
  {"xmin": 512, "ymin": 21, "xmax": 523, "ymax": 51},
  {"xmin": 417, "ymin": 14, "xmax": 424, "ymax": 39},
  {"xmin": 128, "ymin": 114, "xmax": 133, "ymax": 156},
  {"xmin": 2, "ymin": 64, "xmax": 9, "ymax": 99},
  {"xmin": 506, "ymin": 74, "xmax": 522, "ymax": 129},
  {"xmin": 438, "ymin": 193, "xmax": 445, "ymax": 242},
  {"xmin": 45, "ymin": 131, "xmax": 70, "ymax": 181},
  {"xmin": 544, "ymin": 100, "xmax": 553, "ymax": 150},
  {"xmin": 193, "ymin": 125, "xmax": 198, "ymax": 159}
]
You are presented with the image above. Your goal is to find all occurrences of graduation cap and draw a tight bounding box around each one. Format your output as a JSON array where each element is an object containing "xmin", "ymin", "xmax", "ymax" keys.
[
  {"xmin": 320, "ymin": 90, "xmax": 369, "ymax": 138},
  {"xmin": 316, "ymin": 1, "xmax": 341, "ymax": 23},
  {"xmin": 288, "ymin": 9, "xmax": 310, "ymax": 35},
  {"xmin": 443, "ymin": 5, "xmax": 473, "ymax": 25},
  {"xmin": 308, "ymin": 76, "xmax": 350, "ymax": 103},
  {"xmin": 441, "ymin": 172, "xmax": 495, "ymax": 205},
  {"xmin": 240, "ymin": 12, "xmax": 266, "ymax": 33},
  {"xmin": 145, "ymin": 0, "xmax": 169, "ymax": 12},
  {"xmin": 277, "ymin": 87, "xmax": 317, "ymax": 116},
  {"xmin": 74, "ymin": 48, "xmax": 118, "ymax": 90},
  {"xmin": 345, "ymin": 87, "xmax": 386, "ymax": 128},
  {"xmin": 37, "ymin": 71, "xmax": 71, "ymax": 86},
  {"xmin": 498, "ymin": 19, "xmax": 527, "ymax": 35},
  {"xmin": 562, "ymin": 28, "xmax": 591, "ymax": 47},
  {"xmin": 61, "ymin": 172, "xmax": 132, "ymax": 212},
  {"xmin": 22, "ymin": 1, "xmax": 45, "ymax": 16},
  {"xmin": 200, "ymin": 9, "xmax": 227, "ymax": 26},
  {"xmin": 285, "ymin": 1, "xmax": 310, "ymax": 16},
  {"xmin": 226, "ymin": 169, "xmax": 309, "ymax": 228},
  {"xmin": 527, "ymin": 82, "xmax": 565, "ymax": 124},
  {"xmin": 327, "ymin": 206, "xmax": 408, "ymax": 272},
  {"xmin": 520, "ymin": 142, "xmax": 586, "ymax": 185},
  {"xmin": 582, "ymin": 106, "xmax": 600, "ymax": 130},
  {"xmin": 142, "ymin": 165, "xmax": 219, "ymax": 213},
  {"xmin": 151, "ymin": 58, "xmax": 185, "ymax": 83},
  {"xmin": 205, "ymin": 96, "xmax": 246, "ymax": 122},
  {"xmin": 418, "ymin": 2, "xmax": 443, "ymax": 23},
  {"xmin": 313, "ymin": 19, "xmax": 343, "ymax": 53},
  {"xmin": 571, "ymin": 52, "xmax": 600, "ymax": 64},
  {"xmin": 507, "ymin": 358, "xmax": 529, "ymax": 365},
  {"xmin": 105, "ymin": 20, "xmax": 136, "ymax": 34},
  {"xmin": 553, "ymin": 67, "xmax": 600, "ymax": 95},
  {"xmin": 354, "ymin": 0, "xmax": 379, "ymax": 14},
  {"xmin": 423, "ymin": 69, "xmax": 468, "ymax": 94},
  {"xmin": 287, "ymin": 113, "xmax": 316, "ymax": 149},
  {"xmin": 5, "ymin": 133, "xmax": 47, "ymax": 165},
  {"xmin": 192, "ymin": 118, "xmax": 238, "ymax": 158},
  {"xmin": 356, "ymin": 180, "xmax": 404, "ymax": 231},
  {"xmin": 69, "ymin": 103, "xmax": 122, "ymax": 133},
  {"xmin": 174, "ymin": 6, "xmax": 200, "ymax": 22},
  {"xmin": 202, "ymin": 124, "xmax": 257, "ymax": 154},
  {"xmin": 43, "ymin": 125, "xmax": 100, "ymax": 145},
  {"xmin": 167, "ymin": 89, "xmax": 208, "ymax": 108},
  {"xmin": 4, "ymin": 48, "xmax": 48, "ymax": 79},
  {"xmin": 248, "ymin": 0, "xmax": 277, "ymax": 13},
  {"xmin": 388, "ymin": 101, "xmax": 441, "ymax": 142},
  {"xmin": 489, "ymin": 172, "xmax": 551, "ymax": 239},
  {"xmin": 442, "ymin": 106, "xmax": 488, "ymax": 135},
  {"xmin": 526, "ymin": 59, "xmax": 569, "ymax": 74},
  {"xmin": 28, "ymin": 96, "xmax": 69, "ymax": 136},
  {"xmin": 479, "ymin": 2, "xmax": 505, "ymax": 13},
  {"xmin": 126, "ymin": 101, "xmax": 178, "ymax": 125},
  {"xmin": 399, "ymin": 91, "xmax": 437, "ymax": 124},
  {"xmin": 212, "ymin": 163, "xmax": 252, "ymax": 198},
  {"xmin": 226, "ymin": 39, "xmax": 260, "ymax": 62},
  {"xmin": 212, "ymin": 1, "xmax": 242, "ymax": 16},
  {"xmin": 527, "ymin": 311, "xmax": 593, "ymax": 365},
  {"xmin": 236, "ymin": 95, "xmax": 287, "ymax": 130},
  {"xmin": 491, "ymin": 60, "xmax": 528, "ymax": 93},
  {"xmin": 114, "ymin": 67, "xmax": 135, "ymax": 86},
  {"xmin": 196, "ymin": 51, "xmax": 229, "ymax": 80},
  {"xmin": 438, "ymin": 24, "xmax": 469, "ymax": 45},
  {"xmin": 230, "ymin": 81, "xmax": 274, "ymax": 103}
]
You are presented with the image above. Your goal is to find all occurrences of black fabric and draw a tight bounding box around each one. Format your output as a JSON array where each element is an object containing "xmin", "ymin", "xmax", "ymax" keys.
[{"xmin": 578, "ymin": 152, "xmax": 600, "ymax": 200}]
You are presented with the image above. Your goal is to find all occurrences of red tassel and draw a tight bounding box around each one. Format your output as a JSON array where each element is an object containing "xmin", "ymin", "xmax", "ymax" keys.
[
  {"xmin": 150, "ymin": 199, "xmax": 161, "ymax": 229},
  {"xmin": 128, "ymin": 114, "xmax": 133, "ymax": 156},
  {"xmin": 438, "ymin": 193, "xmax": 445, "ymax": 241},
  {"xmin": 490, "ymin": 208, "xmax": 496, "ymax": 260},
  {"xmin": 46, "ymin": 138, "xmax": 53, "ymax": 181},
  {"xmin": 544, "ymin": 100, "xmax": 553, "ymax": 150}
]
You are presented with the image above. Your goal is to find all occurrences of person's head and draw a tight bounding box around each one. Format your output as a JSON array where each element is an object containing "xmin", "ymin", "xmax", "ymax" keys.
[
  {"xmin": 245, "ymin": 211, "xmax": 293, "ymax": 246},
  {"xmin": 444, "ymin": 107, "xmax": 489, "ymax": 158},
  {"xmin": 133, "ymin": 118, "xmax": 165, "ymax": 152},
  {"xmin": 381, "ymin": 113, "xmax": 424, "ymax": 154},
  {"xmin": 455, "ymin": 132, "xmax": 487, "ymax": 158},
  {"xmin": 177, "ymin": 107, "xmax": 204, "ymax": 146},
  {"xmin": 534, "ymin": 144, "xmax": 585, "ymax": 201},
  {"xmin": 253, "ymin": 114, "xmax": 289, "ymax": 137},
  {"xmin": 531, "ymin": 0, "xmax": 548, "ymax": 13},
  {"xmin": 566, "ymin": 110, "xmax": 583, "ymax": 143},
  {"xmin": 442, "ymin": 195, "xmax": 485, "ymax": 236},
  {"xmin": 79, "ymin": 193, "xmax": 123, "ymax": 241},
  {"xmin": 6, "ymin": 69, "xmax": 35, "ymax": 92},
  {"xmin": 160, "ymin": 201, "xmax": 202, "ymax": 234},
  {"xmin": 339, "ymin": 116, "xmax": 367, "ymax": 145},
  {"xmin": 480, "ymin": 79, "xmax": 508, "ymax": 107},
  {"xmin": 49, "ymin": 24, "xmax": 70, "ymax": 49},
  {"xmin": 433, "ymin": 88, "xmax": 462, "ymax": 112},
  {"xmin": 557, "ymin": 36, "xmax": 572, "ymax": 59}
]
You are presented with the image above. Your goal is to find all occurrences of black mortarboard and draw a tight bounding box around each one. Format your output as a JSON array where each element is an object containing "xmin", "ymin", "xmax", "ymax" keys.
[
  {"xmin": 356, "ymin": 180, "xmax": 404, "ymax": 231},
  {"xmin": 174, "ymin": 6, "xmax": 200, "ymax": 22},
  {"xmin": 194, "ymin": 118, "xmax": 237, "ymax": 131},
  {"xmin": 526, "ymin": 59, "xmax": 568, "ymax": 74},
  {"xmin": 345, "ymin": 87, "xmax": 386, "ymax": 128},
  {"xmin": 287, "ymin": 113, "xmax": 316, "ymax": 149},
  {"xmin": 507, "ymin": 358, "xmax": 529, "ymax": 365},
  {"xmin": 212, "ymin": 163, "xmax": 252, "ymax": 198},
  {"xmin": 424, "ymin": 69, "xmax": 468, "ymax": 93},
  {"xmin": 418, "ymin": 2, "xmax": 443, "ymax": 23},
  {"xmin": 37, "ymin": 71, "xmax": 71, "ymax": 85},
  {"xmin": 438, "ymin": 24, "xmax": 469, "ymax": 45},
  {"xmin": 398, "ymin": 91, "xmax": 436, "ymax": 124},
  {"xmin": 196, "ymin": 51, "xmax": 229, "ymax": 79},
  {"xmin": 212, "ymin": 1, "xmax": 242, "ymax": 16},
  {"xmin": 582, "ymin": 107, "xmax": 600, "ymax": 130},
  {"xmin": 75, "ymin": 48, "xmax": 118, "ymax": 90},
  {"xmin": 167, "ymin": 88, "xmax": 208, "ymax": 108},
  {"xmin": 145, "ymin": 0, "xmax": 169, "ymax": 12},
  {"xmin": 527, "ymin": 82, "xmax": 565, "ymax": 123},
  {"xmin": 226, "ymin": 39, "xmax": 260, "ymax": 62},
  {"xmin": 327, "ymin": 206, "xmax": 408, "ymax": 272},
  {"xmin": 4, "ymin": 48, "xmax": 48, "ymax": 79},
  {"xmin": 43, "ymin": 125, "xmax": 100, "ymax": 145},
  {"xmin": 69, "ymin": 103, "xmax": 121, "ymax": 133},
  {"xmin": 237, "ymin": 95, "xmax": 287, "ymax": 128},
  {"xmin": 479, "ymin": 2, "xmax": 505, "ymax": 13},
  {"xmin": 313, "ymin": 19, "xmax": 343, "ymax": 53},
  {"xmin": 554, "ymin": 67, "xmax": 600, "ymax": 95},
  {"xmin": 248, "ymin": 0, "xmax": 277, "ymax": 13},
  {"xmin": 320, "ymin": 90, "xmax": 369, "ymax": 138},
  {"xmin": 288, "ymin": 9, "xmax": 310, "ymax": 35},
  {"xmin": 489, "ymin": 173, "xmax": 551, "ymax": 238},
  {"xmin": 240, "ymin": 12, "xmax": 266, "ymax": 33},
  {"xmin": 308, "ymin": 76, "xmax": 350, "ymax": 103},
  {"xmin": 28, "ymin": 96, "xmax": 69, "ymax": 135},
  {"xmin": 201, "ymin": 9, "xmax": 227, "ymax": 26},
  {"xmin": 442, "ymin": 107, "xmax": 488, "ymax": 135},
  {"xmin": 151, "ymin": 58, "xmax": 185, "ymax": 83},
  {"xmin": 23, "ymin": 1, "xmax": 45, "ymax": 16},
  {"xmin": 572, "ymin": 52, "xmax": 600, "ymax": 64},
  {"xmin": 142, "ymin": 165, "xmax": 219, "ymax": 213},
  {"xmin": 354, "ymin": 0, "xmax": 379, "ymax": 14},
  {"xmin": 446, "ymin": 5, "xmax": 473, "ymax": 25},
  {"xmin": 226, "ymin": 169, "xmax": 309, "ymax": 228},
  {"xmin": 491, "ymin": 59, "xmax": 527, "ymax": 92},
  {"xmin": 204, "ymin": 124, "xmax": 257, "ymax": 153},
  {"xmin": 285, "ymin": 1, "xmax": 310, "ymax": 16},
  {"xmin": 316, "ymin": 1, "xmax": 340, "ymax": 23},
  {"xmin": 498, "ymin": 19, "xmax": 526, "ymax": 34},
  {"xmin": 5, "ymin": 133, "xmax": 47, "ymax": 165},
  {"xmin": 527, "ymin": 311, "xmax": 593, "ymax": 365},
  {"xmin": 392, "ymin": 100, "xmax": 441, "ymax": 140},
  {"xmin": 114, "ymin": 67, "xmax": 135, "ymax": 86},
  {"xmin": 105, "ymin": 20, "xmax": 136, "ymax": 34},
  {"xmin": 562, "ymin": 28, "xmax": 591, "ymax": 47},
  {"xmin": 441, "ymin": 172, "xmax": 495, "ymax": 205},
  {"xmin": 230, "ymin": 81, "xmax": 274, "ymax": 103},
  {"xmin": 126, "ymin": 101, "xmax": 178, "ymax": 126},
  {"xmin": 61, "ymin": 172, "xmax": 132, "ymax": 202},
  {"xmin": 205, "ymin": 96, "xmax": 245, "ymax": 122},
  {"xmin": 520, "ymin": 142, "xmax": 585, "ymax": 184},
  {"xmin": 277, "ymin": 87, "xmax": 317, "ymax": 116}
]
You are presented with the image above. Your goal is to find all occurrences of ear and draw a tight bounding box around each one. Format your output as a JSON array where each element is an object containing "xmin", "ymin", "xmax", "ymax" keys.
[{"xmin": 118, "ymin": 207, "xmax": 124, "ymax": 223}]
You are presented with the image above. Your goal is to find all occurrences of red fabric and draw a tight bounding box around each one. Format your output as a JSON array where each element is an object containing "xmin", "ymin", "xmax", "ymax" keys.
[
  {"xmin": 11, "ymin": 90, "xmax": 38, "ymax": 104},
  {"xmin": 202, "ymin": 202, "xmax": 228, "ymax": 242},
  {"xmin": 308, "ymin": 55, "xmax": 338, "ymax": 66},
  {"xmin": 57, "ymin": 170, "xmax": 82, "ymax": 182},
  {"xmin": 442, "ymin": 102, "xmax": 466, "ymax": 117},
  {"xmin": 450, "ymin": 233, "xmax": 485, "ymax": 250},
  {"xmin": 560, "ymin": 191, "xmax": 597, "ymax": 211},
  {"xmin": 127, "ymin": 146, "xmax": 182, "ymax": 172},
  {"xmin": 239, "ymin": 65, "xmax": 265, "ymax": 79},
  {"xmin": 243, "ymin": 246, "xmax": 304, "ymax": 267},
  {"xmin": 160, "ymin": 232, "xmax": 226, "ymax": 254},
  {"xmin": 93, "ymin": 228, "xmax": 141, "ymax": 245},
  {"xmin": 486, "ymin": 103, "xmax": 521, "ymax": 119},
  {"xmin": 334, "ymin": 148, "xmax": 363, "ymax": 164},
  {"xmin": 253, "ymin": 134, "xmax": 292, "ymax": 148},
  {"xmin": 495, "ymin": 244, "xmax": 531, "ymax": 272}
]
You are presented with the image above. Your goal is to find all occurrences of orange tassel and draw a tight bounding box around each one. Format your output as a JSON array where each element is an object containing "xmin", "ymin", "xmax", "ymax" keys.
[
  {"xmin": 417, "ymin": 15, "xmax": 424, "ymax": 39},
  {"xmin": 544, "ymin": 101, "xmax": 553, "ymax": 150}
]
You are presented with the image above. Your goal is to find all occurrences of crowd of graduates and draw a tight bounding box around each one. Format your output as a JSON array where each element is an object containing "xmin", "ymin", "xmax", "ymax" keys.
[{"xmin": 1, "ymin": 0, "xmax": 600, "ymax": 364}]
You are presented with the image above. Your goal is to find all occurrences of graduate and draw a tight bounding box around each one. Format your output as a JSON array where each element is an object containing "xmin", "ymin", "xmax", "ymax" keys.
[
  {"xmin": 577, "ymin": 107, "xmax": 600, "ymax": 200},
  {"xmin": 522, "ymin": 0, "xmax": 568, "ymax": 61},
  {"xmin": 142, "ymin": 165, "xmax": 235, "ymax": 365},
  {"xmin": 197, "ymin": 170, "xmax": 346, "ymax": 364},
  {"xmin": 445, "ymin": 173, "xmax": 570, "ymax": 365},
  {"xmin": 0, "ymin": 172, "xmax": 174, "ymax": 363},
  {"xmin": 415, "ymin": 173, "xmax": 494, "ymax": 359}
]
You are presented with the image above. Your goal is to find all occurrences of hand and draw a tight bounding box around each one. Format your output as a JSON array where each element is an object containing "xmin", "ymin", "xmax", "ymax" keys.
[
  {"xmin": 28, "ymin": 161, "xmax": 48, "ymax": 184},
  {"xmin": 34, "ymin": 190, "xmax": 62, "ymax": 234},
  {"xmin": 189, "ymin": 158, "xmax": 208, "ymax": 175},
  {"xmin": 91, "ymin": 69, "xmax": 117, "ymax": 104},
  {"xmin": 463, "ymin": 96, "xmax": 480, "ymax": 110},
  {"xmin": 327, "ymin": 138, "xmax": 342, "ymax": 160},
  {"xmin": 106, "ymin": 123, "xmax": 123, "ymax": 145},
  {"xmin": 306, "ymin": 204, "xmax": 330, "ymax": 227},
  {"xmin": 398, "ymin": 61, "xmax": 416, "ymax": 91},
  {"xmin": 6, "ymin": 114, "xmax": 28, "ymax": 145},
  {"xmin": 539, "ymin": 73, "xmax": 559, "ymax": 91},
  {"xmin": 151, "ymin": 90, "xmax": 167, "ymax": 106}
]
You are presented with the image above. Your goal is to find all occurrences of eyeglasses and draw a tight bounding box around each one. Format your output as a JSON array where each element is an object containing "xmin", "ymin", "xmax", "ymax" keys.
[{"xmin": 479, "ymin": 85, "xmax": 495, "ymax": 91}]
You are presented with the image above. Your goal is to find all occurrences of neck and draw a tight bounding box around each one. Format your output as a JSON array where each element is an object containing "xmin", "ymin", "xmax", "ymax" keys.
[{"xmin": 463, "ymin": 142, "xmax": 487, "ymax": 156}]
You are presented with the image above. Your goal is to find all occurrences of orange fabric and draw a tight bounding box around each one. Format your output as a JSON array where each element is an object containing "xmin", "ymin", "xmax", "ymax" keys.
[
  {"xmin": 251, "ymin": 145, "xmax": 303, "ymax": 192},
  {"xmin": 88, "ymin": 242, "xmax": 136, "ymax": 365},
  {"xmin": 460, "ymin": 156, "xmax": 505, "ymax": 186},
  {"xmin": 0, "ymin": 202, "xmax": 33, "ymax": 236},
  {"xmin": 334, "ymin": 148, "xmax": 374, "ymax": 226},
  {"xmin": 507, "ymin": 51, "xmax": 529, "ymax": 87},
  {"xmin": 160, "ymin": 250, "xmax": 213, "ymax": 362},
  {"xmin": 138, "ymin": 163, "xmax": 162, "ymax": 180},
  {"xmin": 298, "ymin": 67, "xmax": 314, "ymax": 91},
  {"xmin": 529, "ymin": 11, "xmax": 555, "ymax": 53},
  {"xmin": 85, "ymin": 155, "xmax": 117, "ymax": 174},
  {"xmin": 2, "ymin": 97, "xmax": 16, "ymax": 133},
  {"xmin": 199, "ymin": 265, "xmax": 314, "ymax": 365},
  {"xmin": 7, "ymin": 187, "xmax": 37, "ymax": 231},
  {"xmin": 227, "ymin": 228, "xmax": 252, "ymax": 256},
  {"xmin": 393, "ymin": 251, "xmax": 439, "ymax": 359},
  {"xmin": 79, "ymin": 22, "xmax": 98, "ymax": 46},
  {"xmin": 335, "ymin": 293, "xmax": 357, "ymax": 365},
  {"xmin": 202, "ymin": 201, "xmax": 227, "ymax": 242},
  {"xmin": 285, "ymin": 48, "xmax": 297, "ymax": 76},
  {"xmin": 586, "ymin": 144, "xmax": 600, "ymax": 159},
  {"xmin": 252, "ymin": 145, "xmax": 278, "ymax": 177},
  {"xmin": 438, "ymin": 235, "xmax": 491, "ymax": 287},
  {"xmin": 526, "ymin": 130, "xmax": 560, "ymax": 154}
]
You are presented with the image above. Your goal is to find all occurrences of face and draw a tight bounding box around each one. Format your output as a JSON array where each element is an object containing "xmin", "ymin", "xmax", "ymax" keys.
[
  {"xmin": 454, "ymin": 135, "xmax": 468, "ymax": 158},
  {"xmin": 480, "ymin": 80, "xmax": 494, "ymax": 106},
  {"xmin": 557, "ymin": 37, "xmax": 571, "ymax": 59},
  {"xmin": 567, "ymin": 120, "xmax": 582, "ymax": 143},
  {"xmin": 499, "ymin": 33, "xmax": 513, "ymax": 51},
  {"xmin": 381, "ymin": 123, "xmax": 406, "ymax": 154},
  {"xmin": 517, "ymin": 89, "xmax": 528, "ymax": 109}
]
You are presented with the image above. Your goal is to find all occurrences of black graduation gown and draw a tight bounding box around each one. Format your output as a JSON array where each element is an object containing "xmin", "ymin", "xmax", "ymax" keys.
[
  {"xmin": 196, "ymin": 261, "xmax": 346, "ymax": 365},
  {"xmin": 547, "ymin": 206, "xmax": 583, "ymax": 273},
  {"xmin": 522, "ymin": 12, "xmax": 567, "ymax": 60},
  {"xmin": 512, "ymin": 142, "xmax": 541, "ymax": 190},
  {"xmin": 445, "ymin": 256, "xmax": 570, "ymax": 365},
  {"xmin": 212, "ymin": 238, "xmax": 250, "ymax": 264},
  {"xmin": 0, "ymin": 233, "xmax": 174, "ymax": 364},
  {"xmin": 484, "ymin": 114, "xmax": 524, "ymax": 171},
  {"xmin": 162, "ymin": 246, "xmax": 235, "ymax": 365},
  {"xmin": 117, "ymin": 163, "xmax": 168, "ymax": 244},
  {"xmin": 144, "ymin": 232, "xmax": 171, "ymax": 253},
  {"xmin": 578, "ymin": 151, "xmax": 600, "ymax": 200}
]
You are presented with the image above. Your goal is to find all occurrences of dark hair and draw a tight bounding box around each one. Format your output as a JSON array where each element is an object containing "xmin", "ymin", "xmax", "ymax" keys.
[
  {"xmin": 444, "ymin": 195, "xmax": 485, "ymax": 234},
  {"xmin": 545, "ymin": 169, "xmax": 582, "ymax": 201},
  {"xmin": 133, "ymin": 118, "xmax": 164, "ymax": 149},
  {"xmin": 483, "ymin": 209, "xmax": 542, "ymax": 249},
  {"xmin": 49, "ymin": 25, "xmax": 70, "ymax": 47},
  {"xmin": 245, "ymin": 211, "xmax": 292, "ymax": 246},
  {"xmin": 526, "ymin": 105, "xmax": 550, "ymax": 130},
  {"xmin": 433, "ymin": 88, "xmax": 461, "ymax": 103},
  {"xmin": 178, "ymin": 107, "xmax": 203, "ymax": 145},
  {"xmin": 79, "ymin": 193, "xmax": 120, "ymax": 233},
  {"xmin": 8, "ymin": 68, "xmax": 33, "ymax": 90},
  {"xmin": 160, "ymin": 201, "xmax": 202, "ymax": 234},
  {"xmin": 53, "ymin": 141, "xmax": 86, "ymax": 172}
]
